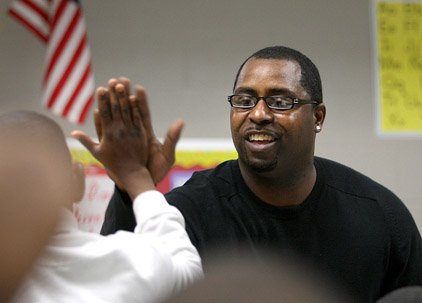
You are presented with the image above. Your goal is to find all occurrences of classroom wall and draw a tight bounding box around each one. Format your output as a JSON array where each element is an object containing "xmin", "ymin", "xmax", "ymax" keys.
[{"xmin": 1, "ymin": 0, "xmax": 421, "ymax": 231}]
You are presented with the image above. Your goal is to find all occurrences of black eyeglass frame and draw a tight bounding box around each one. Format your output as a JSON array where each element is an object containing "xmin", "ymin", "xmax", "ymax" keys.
[{"xmin": 227, "ymin": 94, "xmax": 321, "ymax": 111}]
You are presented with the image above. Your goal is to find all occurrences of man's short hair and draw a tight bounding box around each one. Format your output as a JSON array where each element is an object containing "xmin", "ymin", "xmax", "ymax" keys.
[{"xmin": 233, "ymin": 46, "xmax": 323, "ymax": 102}]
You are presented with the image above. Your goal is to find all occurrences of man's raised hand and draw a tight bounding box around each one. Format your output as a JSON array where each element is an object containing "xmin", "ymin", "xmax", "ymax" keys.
[{"xmin": 72, "ymin": 80, "xmax": 154, "ymax": 199}]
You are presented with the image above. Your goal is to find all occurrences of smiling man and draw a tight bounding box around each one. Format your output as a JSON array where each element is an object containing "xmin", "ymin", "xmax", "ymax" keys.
[
  {"xmin": 229, "ymin": 56, "xmax": 324, "ymax": 207},
  {"xmin": 99, "ymin": 46, "xmax": 422, "ymax": 303}
]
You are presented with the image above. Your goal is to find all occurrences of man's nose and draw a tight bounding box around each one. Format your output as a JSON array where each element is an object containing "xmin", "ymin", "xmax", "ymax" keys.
[{"xmin": 248, "ymin": 99, "xmax": 274, "ymax": 124}]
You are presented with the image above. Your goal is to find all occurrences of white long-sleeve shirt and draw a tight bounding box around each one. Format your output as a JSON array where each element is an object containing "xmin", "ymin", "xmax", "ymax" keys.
[{"xmin": 12, "ymin": 190, "xmax": 203, "ymax": 303}]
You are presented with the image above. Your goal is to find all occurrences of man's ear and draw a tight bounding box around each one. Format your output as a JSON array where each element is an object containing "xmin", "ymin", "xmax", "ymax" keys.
[
  {"xmin": 72, "ymin": 162, "xmax": 85, "ymax": 203},
  {"xmin": 314, "ymin": 103, "xmax": 326, "ymax": 127}
]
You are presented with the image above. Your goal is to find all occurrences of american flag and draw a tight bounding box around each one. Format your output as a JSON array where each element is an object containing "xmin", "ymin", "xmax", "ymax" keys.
[{"xmin": 9, "ymin": 0, "xmax": 95, "ymax": 124}]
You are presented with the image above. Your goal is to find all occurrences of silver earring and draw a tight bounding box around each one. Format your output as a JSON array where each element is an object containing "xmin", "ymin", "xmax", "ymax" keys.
[{"xmin": 315, "ymin": 124, "xmax": 321, "ymax": 133}]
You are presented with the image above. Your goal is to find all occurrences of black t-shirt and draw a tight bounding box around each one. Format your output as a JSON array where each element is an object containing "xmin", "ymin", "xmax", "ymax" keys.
[{"xmin": 101, "ymin": 157, "xmax": 422, "ymax": 302}]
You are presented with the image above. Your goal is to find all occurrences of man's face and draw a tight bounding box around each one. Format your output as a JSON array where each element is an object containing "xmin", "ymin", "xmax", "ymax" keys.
[{"xmin": 230, "ymin": 58, "xmax": 321, "ymax": 175}]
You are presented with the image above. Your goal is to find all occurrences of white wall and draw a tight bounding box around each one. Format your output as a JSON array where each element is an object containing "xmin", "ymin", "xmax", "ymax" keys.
[{"xmin": 1, "ymin": 0, "xmax": 421, "ymax": 231}]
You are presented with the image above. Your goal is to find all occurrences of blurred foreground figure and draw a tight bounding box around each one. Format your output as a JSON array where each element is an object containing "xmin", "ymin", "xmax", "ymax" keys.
[
  {"xmin": 6, "ymin": 105, "xmax": 201, "ymax": 303},
  {"xmin": 0, "ymin": 110, "xmax": 77, "ymax": 302},
  {"xmin": 376, "ymin": 286, "xmax": 422, "ymax": 303},
  {"xmin": 166, "ymin": 251, "xmax": 352, "ymax": 303}
]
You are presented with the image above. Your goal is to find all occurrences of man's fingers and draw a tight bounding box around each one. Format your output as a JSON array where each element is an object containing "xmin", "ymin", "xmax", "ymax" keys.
[
  {"xmin": 135, "ymin": 85, "xmax": 155, "ymax": 141},
  {"xmin": 117, "ymin": 77, "xmax": 131, "ymax": 95},
  {"xmin": 108, "ymin": 78, "xmax": 121, "ymax": 121},
  {"xmin": 71, "ymin": 130, "xmax": 98, "ymax": 156},
  {"xmin": 162, "ymin": 119, "xmax": 185, "ymax": 160},
  {"xmin": 97, "ymin": 87, "xmax": 111, "ymax": 123},
  {"xmin": 116, "ymin": 83, "xmax": 132, "ymax": 126},
  {"xmin": 130, "ymin": 95, "xmax": 141, "ymax": 128}
]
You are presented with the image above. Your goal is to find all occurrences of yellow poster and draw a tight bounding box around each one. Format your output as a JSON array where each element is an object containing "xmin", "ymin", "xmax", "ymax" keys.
[{"xmin": 375, "ymin": 1, "xmax": 422, "ymax": 135}]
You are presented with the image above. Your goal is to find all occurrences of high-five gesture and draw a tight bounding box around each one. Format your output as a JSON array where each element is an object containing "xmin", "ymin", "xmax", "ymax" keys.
[
  {"xmin": 72, "ymin": 80, "xmax": 154, "ymax": 200},
  {"xmin": 93, "ymin": 77, "xmax": 184, "ymax": 186}
]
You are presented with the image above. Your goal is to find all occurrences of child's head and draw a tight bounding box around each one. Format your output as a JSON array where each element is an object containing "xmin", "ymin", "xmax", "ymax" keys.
[
  {"xmin": 0, "ymin": 110, "xmax": 84, "ymax": 207},
  {"xmin": 0, "ymin": 110, "xmax": 84, "ymax": 301}
]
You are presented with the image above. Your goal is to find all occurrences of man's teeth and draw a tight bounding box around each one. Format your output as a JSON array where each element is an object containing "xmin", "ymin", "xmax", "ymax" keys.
[{"xmin": 249, "ymin": 134, "xmax": 274, "ymax": 142}]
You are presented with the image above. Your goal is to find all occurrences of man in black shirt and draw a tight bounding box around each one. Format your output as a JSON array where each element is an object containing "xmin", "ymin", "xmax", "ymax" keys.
[{"xmin": 82, "ymin": 46, "xmax": 422, "ymax": 302}]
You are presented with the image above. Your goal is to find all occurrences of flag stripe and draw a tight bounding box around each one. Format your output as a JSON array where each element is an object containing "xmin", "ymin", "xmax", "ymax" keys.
[
  {"xmin": 44, "ymin": 7, "xmax": 80, "ymax": 83},
  {"xmin": 72, "ymin": 88, "xmax": 94, "ymax": 123},
  {"xmin": 45, "ymin": 32, "xmax": 87, "ymax": 108},
  {"xmin": 9, "ymin": 0, "xmax": 95, "ymax": 124},
  {"xmin": 77, "ymin": 92, "xmax": 94, "ymax": 124},
  {"xmin": 43, "ymin": 16, "xmax": 85, "ymax": 97},
  {"xmin": 20, "ymin": 0, "xmax": 49, "ymax": 22},
  {"xmin": 32, "ymin": 0, "xmax": 50, "ymax": 12},
  {"xmin": 70, "ymin": 80, "xmax": 95, "ymax": 123},
  {"xmin": 48, "ymin": 45, "xmax": 91, "ymax": 112},
  {"xmin": 62, "ymin": 63, "xmax": 92, "ymax": 116},
  {"xmin": 44, "ymin": 2, "xmax": 76, "ymax": 68},
  {"xmin": 43, "ymin": 3, "xmax": 78, "ymax": 86},
  {"xmin": 9, "ymin": 3, "xmax": 49, "ymax": 41},
  {"xmin": 51, "ymin": 0, "xmax": 68, "ymax": 30}
]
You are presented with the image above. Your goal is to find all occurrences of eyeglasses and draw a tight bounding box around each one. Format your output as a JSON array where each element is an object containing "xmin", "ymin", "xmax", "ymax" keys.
[{"xmin": 227, "ymin": 95, "xmax": 320, "ymax": 111}]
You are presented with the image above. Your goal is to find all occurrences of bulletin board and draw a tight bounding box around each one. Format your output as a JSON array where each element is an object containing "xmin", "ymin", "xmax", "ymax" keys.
[
  {"xmin": 67, "ymin": 138, "xmax": 237, "ymax": 233},
  {"xmin": 372, "ymin": 0, "xmax": 422, "ymax": 136}
]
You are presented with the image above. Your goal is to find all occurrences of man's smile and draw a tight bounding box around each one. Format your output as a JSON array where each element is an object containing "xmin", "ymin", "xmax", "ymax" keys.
[
  {"xmin": 244, "ymin": 131, "xmax": 278, "ymax": 153},
  {"xmin": 248, "ymin": 133, "xmax": 275, "ymax": 143}
]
